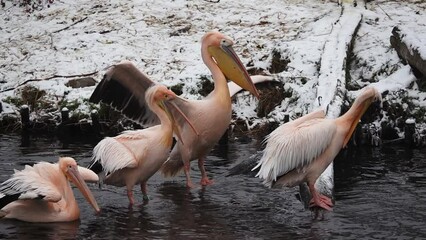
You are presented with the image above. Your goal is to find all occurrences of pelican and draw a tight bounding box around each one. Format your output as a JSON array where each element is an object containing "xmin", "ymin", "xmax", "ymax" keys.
[
  {"xmin": 253, "ymin": 86, "xmax": 381, "ymax": 211},
  {"xmin": 89, "ymin": 31, "xmax": 259, "ymax": 188},
  {"xmin": 0, "ymin": 157, "xmax": 100, "ymax": 222},
  {"xmin": 89, "ymin": 84, "xmax": 197, "ymax": 205}
]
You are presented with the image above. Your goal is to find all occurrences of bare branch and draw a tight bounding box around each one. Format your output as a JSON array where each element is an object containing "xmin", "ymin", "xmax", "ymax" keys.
[
  {"xmin": 52, "ymin": 16, "xmax": 88, "ymax": 33},
  {"xmin": 376, "ymin": 3, "xmax": 392, "ymax": 20},
  {"xmin": 0, "ymin": 70, "xmax": 99, "ymax": 93}
]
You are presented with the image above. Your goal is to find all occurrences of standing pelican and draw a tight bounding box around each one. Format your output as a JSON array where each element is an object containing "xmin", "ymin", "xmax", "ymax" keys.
[
  {"xmin": 253, "ymin": 87, "xmax": 381, "ymax": 210},
  {"xmin": 89, "ymin": 85, "xmax": 197, "ymax": 205},
  {"xmin": 0, "ymin": 157, "xmax": 100, "ymax": 222},
  {"xmin": 89, "ymin": 31, "xmax": 259, "ymax": 188}
]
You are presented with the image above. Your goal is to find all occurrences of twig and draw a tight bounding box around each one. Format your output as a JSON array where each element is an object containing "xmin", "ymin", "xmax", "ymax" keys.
[
  {"xmin": 130, "ymin": 18, "xmax": 145, "ymax": 25},
  {"xmin": 314, "ymin": 22, "xmax": 335, "ymax": 37},
  {"xmin": 52, "ymin": 16, "xmax": 88, "ymax": 33},
  {"xmin": 376, "ymin": 3, "xmax": 392, "ymax": 20},
  {"xmin": 357, "ymin": 32, "xmax": 369, "ymax": 40},
  {"xmin": 203, "ymin": 0, "xmax": 220, "ymax": 3},
  {"xmin": 0, "ymin": 70, "xmax": 99, "ymax": 93}
]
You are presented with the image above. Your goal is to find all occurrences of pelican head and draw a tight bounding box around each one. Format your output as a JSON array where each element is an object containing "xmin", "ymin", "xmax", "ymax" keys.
[
  {"xmin": 146, "ymin": 85, "xmax": 198, "ymax": 144},
  {"xmin": 59, "ymin": 157, "xmax": 100, "ymax": 213},
  {"xmin": 342, "ymin": 86, "xmax": 382, "ymax": 146},
  {"xmin": 203, "ymin": 31, "xmax": 260, "ymax": 99},
  {"xmin": 357, "ymin": 86, "xmax": 382, "ymax": 108},
  {"xmin": 351, "ymin": 86, "xmax": 382, "ymax": 121}
]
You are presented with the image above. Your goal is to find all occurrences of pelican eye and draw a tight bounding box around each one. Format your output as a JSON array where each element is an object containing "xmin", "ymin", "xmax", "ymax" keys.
[{"xmin": 220, "ymin": 39, "xmax": 232, "ymax": 47}]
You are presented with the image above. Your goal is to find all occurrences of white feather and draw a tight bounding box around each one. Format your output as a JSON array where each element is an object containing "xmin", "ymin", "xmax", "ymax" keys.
[
  {"xmin": 92, "ymin": 137, "xmax": 139, "ymax": 175},
  {"xmin": 0, "ymin": 162, "xmax": 62, "ymax": 202},
  {"xmin": 253, "ymin": 111, "xmax": 335, "ymax": 188}
]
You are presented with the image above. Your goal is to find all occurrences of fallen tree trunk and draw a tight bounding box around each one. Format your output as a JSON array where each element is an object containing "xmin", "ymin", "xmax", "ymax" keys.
[
  {"xmin": 313, "ymin": 7, "xmax": 362, "ymax": 117},
  {"xmin": 390, "ymin": 26, "xmax": 426, "ymax": 77}
]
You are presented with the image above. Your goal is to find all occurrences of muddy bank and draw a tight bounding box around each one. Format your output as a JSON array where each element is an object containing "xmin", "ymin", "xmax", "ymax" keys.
[{"xmin": 1, "ymin": 78, "xmax": 425, "ymax": 148}]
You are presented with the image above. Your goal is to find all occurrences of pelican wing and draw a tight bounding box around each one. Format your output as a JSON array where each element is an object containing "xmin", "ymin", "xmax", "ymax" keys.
[
  {"xmin": 287, "ymin": 109, "xmax": 326, "ymax": 126},
  {"xmin": 253, "ymin": 118, "xmax": 336, "ymax": 187},
  {"xmin": 0, "ymin": 162, "xmax": 62, "ymax": 209},
  {"xmin": 228, "ymin": 75, "xmax": 274, "ymax": 97},
  {"xmin": 90, "ymin": 132, "xmax": 148, "ymax": 176},
  {"xmin": 90, "ymin": 61, "xmax": 159, "ymax": 127},
  {"xmin": 77, "ymin": 166, "xmax": 99, "ymax": 183}
]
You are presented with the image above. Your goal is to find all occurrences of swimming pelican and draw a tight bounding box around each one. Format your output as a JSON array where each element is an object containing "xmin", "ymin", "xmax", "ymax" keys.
[
  {"xmin": 0, "ymin": 157, "xmax": 100, "ymax": 222},
  {"xmin": 253, "ymin": 86, "xmax": 381, "ymax": 210},
  {"xmin": 89, "ymin": 85, "xmax": 197, "ymax": 205},
  {"xmin": 89, "ymin": 31, "xmax": 259, "ymax": 188}
]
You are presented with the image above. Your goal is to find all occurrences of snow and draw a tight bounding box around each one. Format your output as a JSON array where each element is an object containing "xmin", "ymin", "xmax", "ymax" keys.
[
  {"xmin": 1, "ymin": 0, "xmax": 426, "ymax": 138},
  {"xmin": 397, "ymin": 21, "xmax": 426, "ymax": 60},
  {"xmin": 406, "ymin": 118, "xmax": 415, "ymax": 124},
  {"xmin": 349, "ymin": 65, "xmax": 417, "ymax": 97},
  {"xmin": 314, "ymin": 4, "xmax": 362, "ymax": 118}
]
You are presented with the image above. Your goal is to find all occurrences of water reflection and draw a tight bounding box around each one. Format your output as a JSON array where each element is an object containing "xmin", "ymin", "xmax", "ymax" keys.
[
  {"xmin": 0, "ymin": 219, "xmax": 80, "ymax": 240},
  {"xmin": 0, "ymin": 134, "xmax": 426, "ymax": 239}
]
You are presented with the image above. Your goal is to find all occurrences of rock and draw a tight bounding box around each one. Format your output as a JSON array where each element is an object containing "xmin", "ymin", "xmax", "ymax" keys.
[
  {"xmin": 65, "ymin": 77, "xmax": 97, "ymax": 88},
  {"xmin": 390, "ymin": 26, "xmax": 426, "ymax": 78}
]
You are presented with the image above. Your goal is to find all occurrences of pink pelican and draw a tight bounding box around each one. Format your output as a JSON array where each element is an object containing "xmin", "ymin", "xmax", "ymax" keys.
[
  {"xmin": 253, "ymin": 86, "xmax": 381, "ymax": 210},
  {"xmin": 89, "ymin": 84, "xmax": 198, "ymax": 205},
  {"xmin": 89, "ymin": 31, "xmax": 259, "ymax": 188},
  {"xmin": 0, "ymin": 157, "xmax": 100, "ymax": 222}
]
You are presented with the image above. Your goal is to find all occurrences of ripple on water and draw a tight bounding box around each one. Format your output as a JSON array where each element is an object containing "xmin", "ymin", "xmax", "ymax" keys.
[{"xmin": 0, "ymin": 136, "xmax": 426, "ymax": 239}]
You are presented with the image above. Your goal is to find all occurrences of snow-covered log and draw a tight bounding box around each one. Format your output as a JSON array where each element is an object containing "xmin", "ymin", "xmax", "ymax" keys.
[
  {"xmin": 390, "ymin": 26, "xmax": 426, "ymax": 77},
  {"xmin": 313, "ymin": 7, "xmax": 362, "ymax": 116}
]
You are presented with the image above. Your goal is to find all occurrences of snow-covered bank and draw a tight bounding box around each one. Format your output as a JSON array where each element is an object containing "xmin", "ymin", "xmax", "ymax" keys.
[{"xmin": 1, "ymin": 0, "xmax": 426, "ymax": 145}]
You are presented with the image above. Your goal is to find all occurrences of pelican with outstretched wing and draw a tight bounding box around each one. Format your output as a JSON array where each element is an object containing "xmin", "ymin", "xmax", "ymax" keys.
[
  {"xmin": 90, "ymin": 31, "xmax": 259, "ymax": 188},
  {"xmin": 253, "ymin": 86, "xmax": 381, "ymax": 210},
  {"xmin": 0, "ymin": 157, "xmax": 100, "ymax": 222}
]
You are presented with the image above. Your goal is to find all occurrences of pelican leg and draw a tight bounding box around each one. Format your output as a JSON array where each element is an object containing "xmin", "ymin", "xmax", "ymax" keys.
[
  {"xmin": 140, "ymin": 182, "xmax": 150, "ymax": 201},
  {"xmin": 308, "ymin": 183, "xmax": 333, "ymax": 211},
  {"xmin": 184, "ymin": 160, "xmax": 196, "ymax": 188},
  {"xmin": 318, "ymin": 194, "xmax": 333, "ymax": 207},
  {"xmin": 198, "ymin": 156, "xmax": 213, "ymax": 186},
  {"xmin": 127, "ymin": 189, "xmax": 135, "ymax": 206}
]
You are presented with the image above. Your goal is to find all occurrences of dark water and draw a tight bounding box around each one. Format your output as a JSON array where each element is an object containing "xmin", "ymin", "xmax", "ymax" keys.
[{"xmin": 0, "ymin": 134, "xmax": 425, "ymax": 239}]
